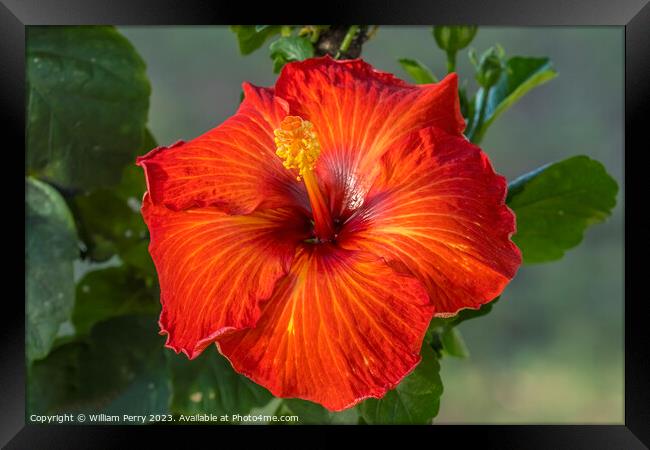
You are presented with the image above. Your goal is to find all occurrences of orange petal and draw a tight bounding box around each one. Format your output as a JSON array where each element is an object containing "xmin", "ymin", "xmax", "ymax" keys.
[
  {"xmin": 142, "ymin": 194, "xmax": 311, "ymax": 359},
  {"xmin": 137, "ymin": 83, "xmax": 307, "ymax": 215},
  {"xmin": 340, "ymin": 127, "xmax": 522, "ymax": 316},
  {"xmin": 274, "ymin": 56, "xmax": 465, "ymax": 218},
  {"xmin": 217, "ymin": 245, "xmax": 434, "ymax": 411}
]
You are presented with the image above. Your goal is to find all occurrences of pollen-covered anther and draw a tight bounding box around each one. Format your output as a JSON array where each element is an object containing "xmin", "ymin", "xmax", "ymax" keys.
[
  {"xmin": 274, "ymin": 115, "xmax": 333, "ymax": 240},
  {"xmin": 274, "ymin": 115, "xmax": 321, "ymax": 180}
]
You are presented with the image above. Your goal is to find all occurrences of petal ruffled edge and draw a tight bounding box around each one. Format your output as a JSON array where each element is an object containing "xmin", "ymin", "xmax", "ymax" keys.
[
  {"xmin": 136, "ymin": 83, "xmax": 307, "ymax": 215},
  {"xmin": 142, "ymin": 194, "xmax": 311, "ymax": 359},
  {"xmin": 216, "ymin": 244, "xmax": 434, "ymax": 411},
  {"xmin": 340, "ymin": 126, "xmax": 522, "ymax": 317}
]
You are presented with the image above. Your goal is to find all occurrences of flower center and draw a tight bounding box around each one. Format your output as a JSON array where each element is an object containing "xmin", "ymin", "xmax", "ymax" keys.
[{"xmin": 275, "ymin": 116, "xmax": 335, "ymax": 241}]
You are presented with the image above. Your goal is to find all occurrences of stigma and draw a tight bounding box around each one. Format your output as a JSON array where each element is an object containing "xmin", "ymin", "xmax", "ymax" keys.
[{"xmin": 274, "ymin": 116, "xmax": 321, "ymax": 181}]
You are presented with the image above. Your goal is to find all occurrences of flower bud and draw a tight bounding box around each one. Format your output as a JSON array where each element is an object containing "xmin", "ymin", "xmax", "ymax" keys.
[
  {"xmin": 433, "ymin": 26, "xmax": 478, "ymax": 54},
  {"xmin": 470, "ymin": 45, "xmax": 506, "ymax": 89}
]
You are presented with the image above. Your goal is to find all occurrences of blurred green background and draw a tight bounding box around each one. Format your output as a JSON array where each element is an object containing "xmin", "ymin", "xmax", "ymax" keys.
[{"xmin": 117, "ymin": 26, "xmax": 624, "ymax": 424}]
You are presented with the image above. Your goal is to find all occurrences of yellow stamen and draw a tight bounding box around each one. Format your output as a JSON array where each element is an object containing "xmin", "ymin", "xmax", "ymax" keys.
[
  {"xmin": 274, "ymin": 116, "xmax": 321, "ymax": 181},
  {"xmin": 274, "ymin": 116, "xmax": 334, "ymax": 241}
]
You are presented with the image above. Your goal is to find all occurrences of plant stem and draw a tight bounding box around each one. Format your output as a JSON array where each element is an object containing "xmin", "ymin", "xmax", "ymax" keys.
[
  {"xmin": 446, "ymin": 50, "xmax": 457, "ymax": 73},
  {"xmin": 468, "ymin": 87, "xmax": 490, "ymax": 144},
  {"xmin": 335, "ymin": 25, "xmax": 359, "ymax": 59}
]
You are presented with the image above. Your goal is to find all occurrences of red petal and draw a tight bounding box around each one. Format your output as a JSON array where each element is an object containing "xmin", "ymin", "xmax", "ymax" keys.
[
  {"xmin": 340, "ymin": 127, "xmax": 522, "ymax": 316},
  {"xmin": 274, "ymin": 56, "xmax": 465, "ymax": 217},
  {"xmin": 137, "ymin": 83, "xmax": 307, "ymax": 215},
  {"xmin": 142, "ymin": 194, "xmax": 310, "ymax": 359},
  {"xmin": 217, "ymin": 245, "xmax": 434, "ymax": 411}
]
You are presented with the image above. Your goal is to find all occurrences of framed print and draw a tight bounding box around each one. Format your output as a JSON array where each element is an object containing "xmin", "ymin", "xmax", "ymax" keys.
[{"xmin": 3, "ymin": 0, "xmax": 648, "ymax": 447}]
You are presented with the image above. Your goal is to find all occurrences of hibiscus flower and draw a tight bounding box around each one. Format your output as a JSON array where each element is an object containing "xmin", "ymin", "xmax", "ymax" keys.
[{"xmin": 137, "ymin": 56, "xmax": 521, "ymax": 411}]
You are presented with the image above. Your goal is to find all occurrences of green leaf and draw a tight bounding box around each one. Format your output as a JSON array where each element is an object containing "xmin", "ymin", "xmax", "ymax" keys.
[
  {"xmin": 359, "ymin": 346, "xmax": 443, "ymax": 424},
  {"xmin": 73, "ymin": 267, "xmax": 159, "ymax": 336},
  {"xmin": 398, "ymin": 58, "xmax": 437, "ymax": 84},
  {"xmin": 28, "ymin": 315, "xmax": 170, "ymax": 417},
  {"xmin": 136, "ymin": 127, "xmax": 159, "ymax": 157},
  {"xmin": 271, "ymin": 53, "xmax": 289, "ymax": 74},
  {"xmin": 427, "ymin": 298, "xmax": 501, "ymax": 338},
  {"xmin": 26, "ymin": 177, "xmax": 78, "ymax": 363},
  {"xmin": 471, "ymin": 56, "xmax": 557, "ymax": 142},
  {"xmin": 282, "ymin": 399, "xmax": 359, "ymax": 424},
  {"xmin": 72, "ymin": 183, "xmax": 147, "ymax": 262},
  {"xmin": 168, "ymin": 349, "xmax": 272, "ymax": 418},
  {"xmin": 427, "ymin": 306, "xmax": 486, "ymax": 359},
  {"xmin": 269, "ymin": 36, "xmax": 314, "ymax": 73},
  {"xmin": 454, "ymin": 297, "xmax": 500, "ymax": 324},
  {"xmin": 507, "ymin": 156, "xmax": 618, "ymax": 263},
  {"xmin": 72, "ymin": 129, "xmax": 153, "ymax": 263},
  {"xmin": 440, "ymin": 327, "xmax": 469, "ymax": 358},
  {"xmin": 119, "ymin": 240, "xmax": 156, "ymax": 277},
  {"xmin": 230, "ymin": 25, "xmax": 281, "ymax": 55},
  {"xmin": 26, "ymin": 26, "xmax": 151, "ymax": 191}
]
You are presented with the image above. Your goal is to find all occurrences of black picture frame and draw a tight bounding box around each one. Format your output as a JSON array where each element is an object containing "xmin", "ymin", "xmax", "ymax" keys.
[{"xmin": 3, "ymin": 0, "xmax": 647, "ymax": 447}]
